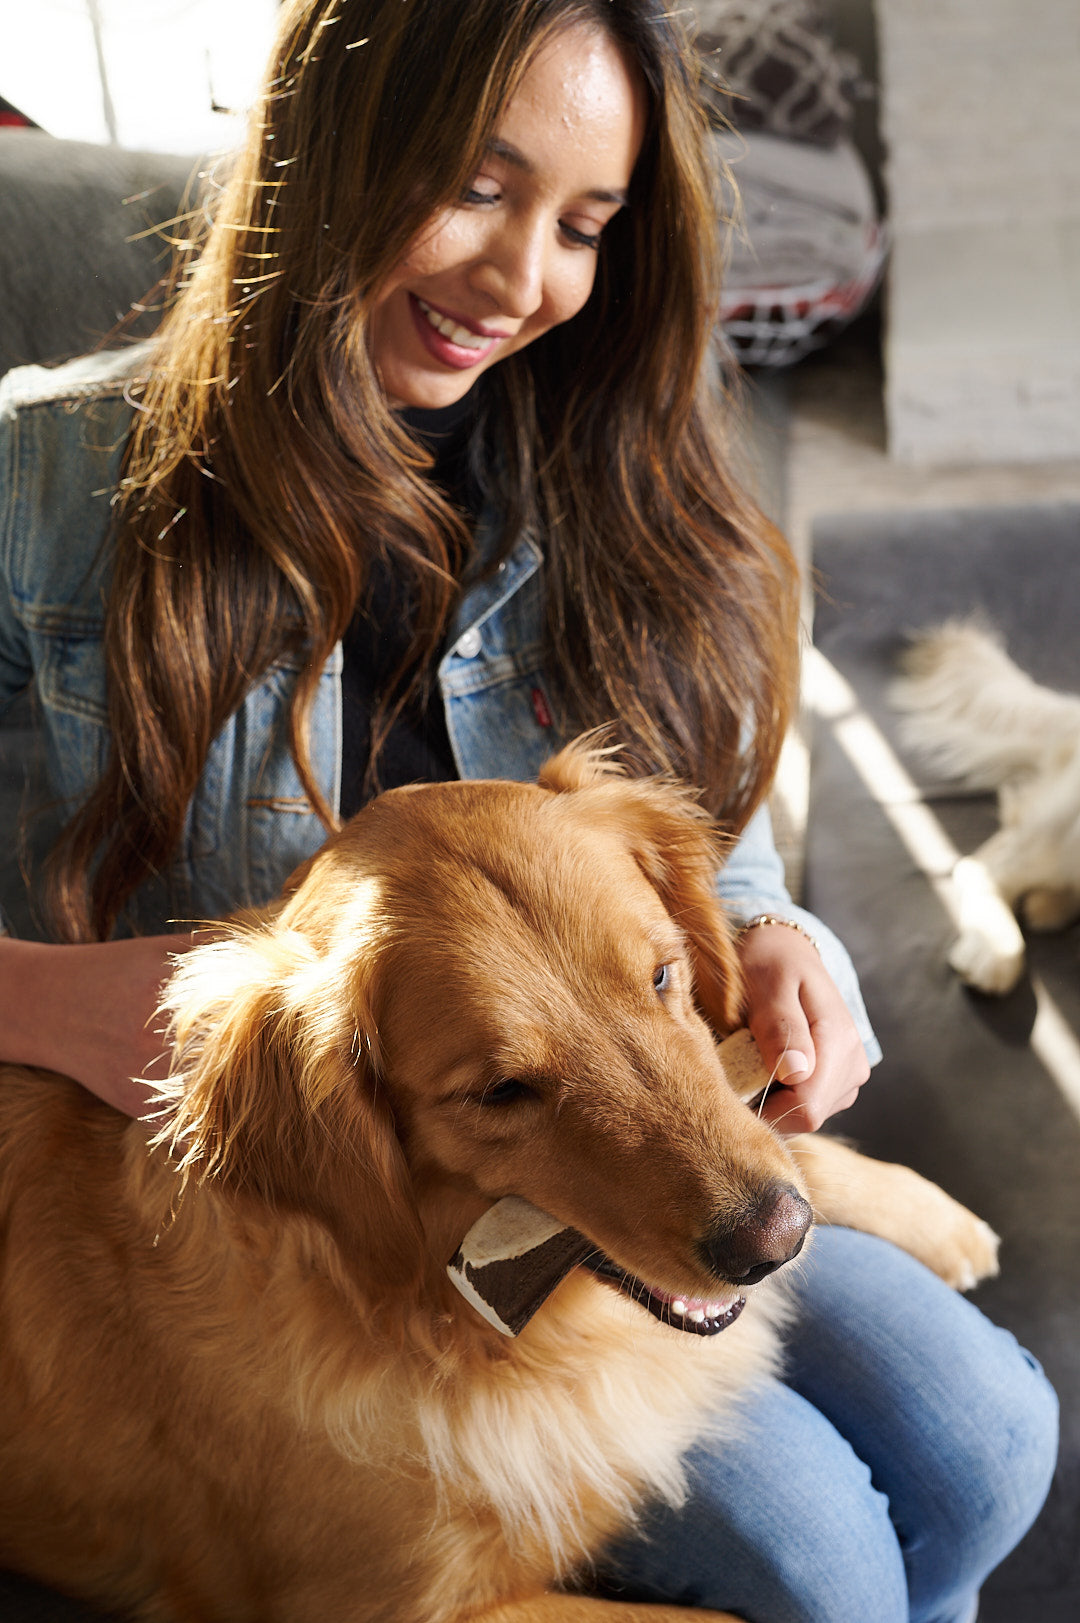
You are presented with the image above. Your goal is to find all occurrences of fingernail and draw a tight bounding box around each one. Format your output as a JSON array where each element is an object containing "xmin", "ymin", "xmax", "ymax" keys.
[{"xmin": 775, "ymin": 1051, "xmax": 809, "ymax": 1082}]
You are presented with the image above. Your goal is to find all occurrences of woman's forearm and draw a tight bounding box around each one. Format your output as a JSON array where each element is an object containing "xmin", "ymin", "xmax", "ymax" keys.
[{"xmin": 0, "ymin": 933, "xmax": 194, "ymax": 1116}]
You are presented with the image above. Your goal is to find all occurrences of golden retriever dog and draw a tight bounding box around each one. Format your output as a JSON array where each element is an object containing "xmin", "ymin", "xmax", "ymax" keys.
[
  {"xmin": 893, "ymin": 620, "xmax": 1080, "ymax": 994},
  {"xmin": 0, "ymin": 742, "xmax": 998, "ymax": 1623}
]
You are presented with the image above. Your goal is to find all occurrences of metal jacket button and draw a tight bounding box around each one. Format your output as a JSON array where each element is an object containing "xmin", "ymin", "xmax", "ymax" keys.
[{"xmin": 454, "ymin": 627, "xmax": 482, "ymax": 659}]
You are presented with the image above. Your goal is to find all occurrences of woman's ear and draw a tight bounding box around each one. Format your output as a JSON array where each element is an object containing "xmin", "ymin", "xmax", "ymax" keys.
[{"xmin": 153, "ymin": 923, "xmax": 425, "ymax": 1294}]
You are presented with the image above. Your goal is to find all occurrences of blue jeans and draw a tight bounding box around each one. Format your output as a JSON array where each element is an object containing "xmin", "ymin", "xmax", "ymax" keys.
[{"xmin": 594, "ymin": 1227, "xmax": 1059, "ymax": 1623}]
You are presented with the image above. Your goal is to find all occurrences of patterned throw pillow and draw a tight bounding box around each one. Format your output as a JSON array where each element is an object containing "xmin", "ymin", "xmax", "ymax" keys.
[{"xmin": 694, "ymin": 0, "xmax": 867, "ymax": 146}]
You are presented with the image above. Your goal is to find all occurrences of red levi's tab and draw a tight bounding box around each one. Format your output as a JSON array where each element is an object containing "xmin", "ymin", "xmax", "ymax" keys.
[{"xmin": 531, "ymin": 687, "xmax": 552, "ymax": 728}]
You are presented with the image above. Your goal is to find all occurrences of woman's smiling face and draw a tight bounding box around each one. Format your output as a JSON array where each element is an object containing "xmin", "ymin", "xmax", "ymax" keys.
[{"xmin": 368, "ymin": 24, "xmax": 646, "ymax": 409}]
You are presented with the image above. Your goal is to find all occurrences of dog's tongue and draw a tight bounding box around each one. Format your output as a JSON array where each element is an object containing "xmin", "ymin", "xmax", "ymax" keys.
[{"xmin": 446, "ymin": 1030, "xmax": 771, "ymax": 1337}]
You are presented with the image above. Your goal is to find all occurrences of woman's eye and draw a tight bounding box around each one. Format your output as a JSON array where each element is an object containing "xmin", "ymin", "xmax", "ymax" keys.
[
  {"xmin": 462, "ymin": 186, "xmax": 499, "ymax": 206},
  {"xmin": 653, "ymin": 963, "xmax": 672, "ymax": 996},
  {"xmin": 479, "ymin": 1077, "xmax": 534, "ymax": 1108},
  {"xmin": 561, "ymin": 222, "xmax": 602, "ymax": 250}
]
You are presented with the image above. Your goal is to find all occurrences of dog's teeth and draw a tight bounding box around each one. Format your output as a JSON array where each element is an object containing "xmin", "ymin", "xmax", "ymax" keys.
[
  {"xmin": 670, "ymin": 1299, "xmax": 687, "ymax": 1316},
  {"xmin": 688, "ymin": 1307, "xmax": 706, "ymax": 1324},
  {"xmin": 706, "ymin": 1302, "xmax": 724, "ymax": 1318}
]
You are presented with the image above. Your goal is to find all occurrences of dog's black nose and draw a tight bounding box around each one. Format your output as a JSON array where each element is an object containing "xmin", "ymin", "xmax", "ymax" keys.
[{"xmin": 699, "ymin": 1183, "xmax": 813, "ymax": 1285}]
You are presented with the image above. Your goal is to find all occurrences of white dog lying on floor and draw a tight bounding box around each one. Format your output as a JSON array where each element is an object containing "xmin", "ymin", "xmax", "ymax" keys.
[{"xmin": 892, "ymin": 620, "xmax": 1080, "ymax": 995}]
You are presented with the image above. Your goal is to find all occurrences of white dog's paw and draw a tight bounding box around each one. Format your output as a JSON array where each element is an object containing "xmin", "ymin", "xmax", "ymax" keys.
[
  {"xmin": 947, "ymin": 927, "xmax": 1026, "ymax": 995},
  {"xmin": 947, "ymin": 856, "xmax": 1027, "ymax": 994}
]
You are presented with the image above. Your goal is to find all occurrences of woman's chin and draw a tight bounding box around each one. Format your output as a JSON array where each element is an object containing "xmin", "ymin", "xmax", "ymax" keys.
[{"xmin": 380, "ymin": 365, "xmax": 485, "ymax": 412}]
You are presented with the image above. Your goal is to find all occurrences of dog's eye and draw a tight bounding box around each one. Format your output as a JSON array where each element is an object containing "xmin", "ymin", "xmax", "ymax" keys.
[
  {"xmin": 653, "ymin": 963, "xmax": 672, "ymax": 996},
  {"xmin": 479, "ymin": 1078, "xmax": 535, "ymax": 1108}
]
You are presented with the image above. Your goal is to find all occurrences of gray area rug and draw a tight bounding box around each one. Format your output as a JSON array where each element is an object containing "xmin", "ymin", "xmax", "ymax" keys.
[{"xmin": 809, "ymin": 500, "xmax": 1080, "ymax": 1623}]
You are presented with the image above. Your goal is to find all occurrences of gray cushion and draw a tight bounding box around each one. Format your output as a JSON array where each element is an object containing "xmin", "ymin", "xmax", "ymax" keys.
[{"xmin": 0, "ymin": 130, "xmax": 199, "ymax": 377}]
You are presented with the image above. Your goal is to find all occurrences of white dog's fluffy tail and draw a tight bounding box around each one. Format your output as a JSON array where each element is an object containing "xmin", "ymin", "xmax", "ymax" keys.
[{"xmin": 891, "ymin": 621, "xmax": 1080, "ymax": 789}]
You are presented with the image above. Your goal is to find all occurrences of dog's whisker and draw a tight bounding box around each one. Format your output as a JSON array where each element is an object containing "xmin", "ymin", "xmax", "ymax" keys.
[
  {"xmin": 752, "ymin": 1046, "xmax": 791, "ymax": 1119},
  {"xmin": 767, "ymin": 1097, "xmax": 808, "ymax": 1133}
]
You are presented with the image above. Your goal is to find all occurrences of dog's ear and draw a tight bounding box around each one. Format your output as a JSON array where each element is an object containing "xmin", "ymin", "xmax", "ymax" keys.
[
  {"xmin": 614, "ymin": 779, "xmax": 744, "ymax": 1036},
  {"xmin": 153, "ymin": 921, "xmax": 425, "ymax": 1294},
  {"xmin": 541, "ymin": 738, "xmax": 744, "ymax": 1034},
  {"xmin": 538, "ymin": 732, "xmax": 625, "ymax": 794}
]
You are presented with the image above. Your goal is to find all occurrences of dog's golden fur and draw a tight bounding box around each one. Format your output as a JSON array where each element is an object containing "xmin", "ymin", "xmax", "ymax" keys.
[{"xmin": 0, "ymin": 743, "xmax": 998, "ymax": 1623}]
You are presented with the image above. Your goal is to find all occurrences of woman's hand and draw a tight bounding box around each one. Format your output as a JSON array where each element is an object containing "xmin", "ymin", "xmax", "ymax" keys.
[
  {"xmin": 0, "ymin": 933, "xmax": 201, "ymax": 1118},
  {"xmin": 736, "ymin": 921, "xmax": 870, "ymax": 1134}
]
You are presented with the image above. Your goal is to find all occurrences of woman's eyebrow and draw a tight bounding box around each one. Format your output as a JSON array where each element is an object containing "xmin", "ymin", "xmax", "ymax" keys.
[{"xmin": 486, "ymin": 136, "xmax": 629, "ymax": 206}]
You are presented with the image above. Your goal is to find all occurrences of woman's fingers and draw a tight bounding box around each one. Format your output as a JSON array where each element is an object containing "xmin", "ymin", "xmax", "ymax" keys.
[{"xmin": 737, "ymin": 922, "xmax": 870, "ymax": 1134}]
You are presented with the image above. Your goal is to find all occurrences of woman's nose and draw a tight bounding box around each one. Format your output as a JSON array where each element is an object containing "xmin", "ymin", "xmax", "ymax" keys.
[{"xmin": 472, "ymin": 218, "xmax": 547, "ymax": 320}]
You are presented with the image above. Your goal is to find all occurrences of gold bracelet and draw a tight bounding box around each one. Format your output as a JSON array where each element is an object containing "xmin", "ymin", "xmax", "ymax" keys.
[{"xmin": 736, "ymin": 913, "xmax": 820, "ymax": 953}]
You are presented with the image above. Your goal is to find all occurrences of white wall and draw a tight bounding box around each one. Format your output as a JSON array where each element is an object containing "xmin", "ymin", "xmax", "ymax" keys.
[
  {"xmin": 0, "ymin": 0, "xmax": 278, "ymax": 155},
  {"xmin": 874, "ymin": 0, "xmax": 1080, "ymax": 464}
]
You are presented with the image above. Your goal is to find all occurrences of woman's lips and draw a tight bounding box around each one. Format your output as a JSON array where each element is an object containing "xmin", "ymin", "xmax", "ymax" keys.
[{"xmin": 408, "ymin": 293, "xmax": 508, "ymax": 371}]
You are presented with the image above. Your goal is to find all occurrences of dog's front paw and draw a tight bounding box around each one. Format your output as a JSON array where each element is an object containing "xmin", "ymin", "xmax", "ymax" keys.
[
  {"xmin": 948, "ymin": 926, "xmax": 1026, "ymax": 995},
  {"xmin": 861, "ymin": 1163, "xmax": 1001, "ymax": 1291},
  {"xmin": 947, "ymin": 856, "xmax": 1026, "ymax": 994},
  {"xmin": 791, "ymin": 1140, "xmax": 1001, "ymax": 1291},
  {"xmin": 917, "ymin": 1188, "xmax": 1001, "ymax": 1292}
]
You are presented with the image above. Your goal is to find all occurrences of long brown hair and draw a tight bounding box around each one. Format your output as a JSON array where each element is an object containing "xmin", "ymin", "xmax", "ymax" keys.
[{"xmin": 49, "ymin": 0, "xmax": 799, "ymax": 942}]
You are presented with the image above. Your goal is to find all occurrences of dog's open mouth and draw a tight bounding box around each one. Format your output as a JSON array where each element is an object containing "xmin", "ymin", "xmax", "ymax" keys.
[
  {"xmin": 581, "ymin": 1252, "xmax": 746, "ymax": 1337},
  {"xmin": 446, "ymin": 1198, "xmax": 749, "ymax": 1339}
]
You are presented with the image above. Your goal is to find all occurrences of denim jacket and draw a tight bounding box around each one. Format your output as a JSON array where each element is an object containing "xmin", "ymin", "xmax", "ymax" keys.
[{"xmin": 0, "ymin": 345, "xmax": 879, "ymax": 1062}]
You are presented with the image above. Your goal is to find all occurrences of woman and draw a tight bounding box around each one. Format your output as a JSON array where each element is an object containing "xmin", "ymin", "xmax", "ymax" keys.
[{"xmin": 0, "ymin": 2, "xmax": 1056, "ymax": 1619}]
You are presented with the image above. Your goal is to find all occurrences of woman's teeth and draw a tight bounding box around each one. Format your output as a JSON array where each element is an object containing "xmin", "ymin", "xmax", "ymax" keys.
[{"xmin": 416, "ymin": 297, "xmax": 492, "ymax": 351}]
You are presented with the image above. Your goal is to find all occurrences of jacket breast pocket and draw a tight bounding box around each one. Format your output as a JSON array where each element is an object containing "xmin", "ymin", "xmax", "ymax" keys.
[{"xmin": 33, "ymin": 630, "xmax": 110, "ymax": 807}]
